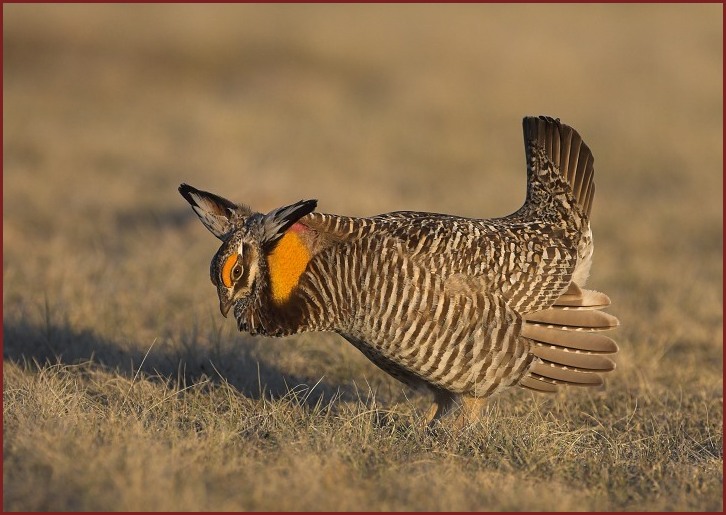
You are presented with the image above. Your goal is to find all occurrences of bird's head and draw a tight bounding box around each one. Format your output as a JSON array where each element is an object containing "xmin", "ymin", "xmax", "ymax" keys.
[{"xmin": 179, "ymin": 183, "xmax": 317, "ymax": 318}]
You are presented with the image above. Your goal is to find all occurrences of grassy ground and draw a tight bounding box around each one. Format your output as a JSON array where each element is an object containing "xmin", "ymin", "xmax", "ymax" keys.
[{"xmin": 3, "ymin": 4, "xmax": 722, "ymax": 511}]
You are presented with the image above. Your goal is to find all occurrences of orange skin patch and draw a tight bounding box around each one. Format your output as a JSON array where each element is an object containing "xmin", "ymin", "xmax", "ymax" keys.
[
  {"xmin": 267, "ymin": 227, "xmax": 311, "ymax": 304},
  {"xmin": 221, "ymin": 254, "xmax": 238, "ymax": 288}
]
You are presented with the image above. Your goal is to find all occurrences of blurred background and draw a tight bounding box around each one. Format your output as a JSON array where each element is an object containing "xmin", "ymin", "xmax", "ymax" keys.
[
  {"xmin": 2, "ymin": 4, "xmax": 723, "ymax": 510},
  {"xmin": 4, "ymin": 2, "xmax": 722, "ymax": 384},
  {"xmin": 4, "ymin": 0, "xmax": 723, "ymax": 413}
]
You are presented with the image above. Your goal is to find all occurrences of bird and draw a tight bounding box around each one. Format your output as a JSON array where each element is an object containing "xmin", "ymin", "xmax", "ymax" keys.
[{"xmin": 179, "ymin": 115, "xmax": 619, "ymax": 427}]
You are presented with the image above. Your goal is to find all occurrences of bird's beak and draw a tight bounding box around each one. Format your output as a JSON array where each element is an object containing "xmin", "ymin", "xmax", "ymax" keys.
[{"xmin": 219, "ymin": 298, "xmax": 233, "ymax": 318}]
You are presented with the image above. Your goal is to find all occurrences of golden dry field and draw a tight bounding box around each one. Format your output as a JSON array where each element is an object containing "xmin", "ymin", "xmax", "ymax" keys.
[{"xmin": 3, "ymin": 4, "xmax": 723, "ymax": 511}]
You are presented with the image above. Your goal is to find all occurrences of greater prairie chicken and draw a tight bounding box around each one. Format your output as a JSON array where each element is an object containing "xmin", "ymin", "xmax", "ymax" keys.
[{"xmin": 180, "ymin": 115, "xmax": 619, "ymax": 426}]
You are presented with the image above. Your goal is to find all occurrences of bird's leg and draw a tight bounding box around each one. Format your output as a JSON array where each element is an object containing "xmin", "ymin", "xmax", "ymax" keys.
[
  {"xmin": 424, "ymin": 388, "xmax": 458, "ymax": 427},
  {"xmin": 450, "ymin": 396, "xmax": 487, "ymax": 430}
]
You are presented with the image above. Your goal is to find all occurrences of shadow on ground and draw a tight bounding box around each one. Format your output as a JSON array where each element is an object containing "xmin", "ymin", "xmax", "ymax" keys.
[{"xmin": 2, "ymin": 318, "xmax": 363, "ymax": 409}]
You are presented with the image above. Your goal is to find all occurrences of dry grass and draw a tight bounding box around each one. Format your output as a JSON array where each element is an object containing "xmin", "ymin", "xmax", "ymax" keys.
[{"xmin": 3, "ymin": 4, "xmax": 723, "ymax": 511}]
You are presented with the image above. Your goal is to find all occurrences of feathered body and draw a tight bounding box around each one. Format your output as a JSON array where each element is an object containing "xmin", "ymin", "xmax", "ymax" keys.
[{"xmin": 180, "ymin": 116, "xmax": 619, "ymax": 425}]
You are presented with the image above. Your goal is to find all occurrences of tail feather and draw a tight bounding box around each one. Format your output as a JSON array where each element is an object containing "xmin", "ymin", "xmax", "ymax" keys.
[
  {"xmin": 522, "ymin": 324, "xmax": 617, "ymax": 354},
  {"xmin": 553, "ymin": 282, "xmax": 610, "ymax": 308},
  {"xmin": 519, "ymin": 375, "xmax": 558, "ymax": 393},
  {"xmin": 525, "ymin": 308, "xmax": 619, "ymax": 329},
  {"xmin": 523, "ymin": 116, "xmax": 596, "ymax": 218},
  {"xmin": 519, "ymin": 283, "xmax": 619, "ymax": 393},
  {"xmin": 584, "ymin": 182, "xmax": 595, "ymax": 221},
  {"xmin": 563, "ymin": 128, "xmax": 580, "ymax": 185},
  {"xmin": 530, "ymin": 364, "xmax": 603, "ymax": 386},
  {"xmin": 573, "ymin": 148, "xmax": 593, "ymax": 206},
  {"xmin": 530, "ymin": 346, "xmax": 615, "ymax": 372}
]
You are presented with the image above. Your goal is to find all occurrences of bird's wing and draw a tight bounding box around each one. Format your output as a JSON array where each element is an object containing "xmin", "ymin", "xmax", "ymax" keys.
[{"xmin": 350, "ymin": 211, "xmax": 579, "ymax": 314}]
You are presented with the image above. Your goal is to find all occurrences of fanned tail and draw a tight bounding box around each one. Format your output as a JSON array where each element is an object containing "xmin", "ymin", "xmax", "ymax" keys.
[
  {"xmin": 522, "ymin": 116, "xmax": 596, "ymax": 218},
  {"xmin": 519, "ymin": 283, "xmax": 619, "ymax": 393}
]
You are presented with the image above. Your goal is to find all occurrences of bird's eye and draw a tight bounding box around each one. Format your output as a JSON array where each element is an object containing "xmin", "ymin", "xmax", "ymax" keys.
[
  {"xmin": 221, "ymin": 253, "xmax": 241, "ymax": 288},
  {"xmin": 231, "ymin": 264, "xmax": 243, "ymax": 282}
]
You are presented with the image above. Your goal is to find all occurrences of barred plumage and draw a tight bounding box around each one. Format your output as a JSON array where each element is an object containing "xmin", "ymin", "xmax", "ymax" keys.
[{"xmin": 180, "ymin": 115, "xmax": 619, "ymax": 427}]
